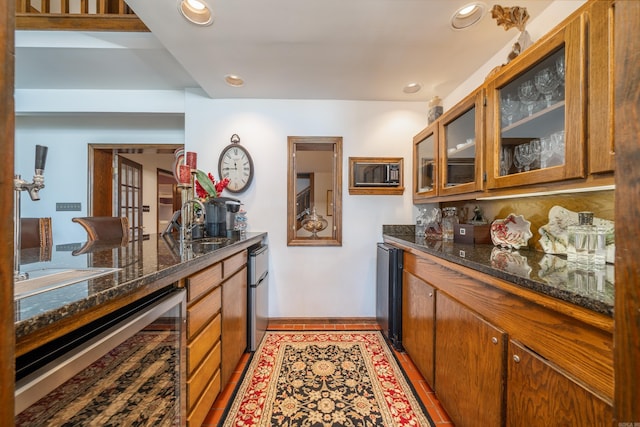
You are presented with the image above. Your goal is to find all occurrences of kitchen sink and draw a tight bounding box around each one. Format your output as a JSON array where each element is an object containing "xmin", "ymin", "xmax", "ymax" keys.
[{"xmin": 14, "ymin": 267, "xmax": 121, "ymax": 299}]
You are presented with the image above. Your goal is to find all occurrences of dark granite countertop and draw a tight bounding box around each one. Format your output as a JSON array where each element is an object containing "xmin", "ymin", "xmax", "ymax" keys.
[
  {"xmin": 383, "ymin": 225, "xmax": 613, "ymax": 317},
  {"xmin": 15, "ymin": 232, "xmax": 267, "ymax": 343}
]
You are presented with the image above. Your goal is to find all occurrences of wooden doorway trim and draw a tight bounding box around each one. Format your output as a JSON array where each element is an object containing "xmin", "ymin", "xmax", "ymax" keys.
[{"xmin": 88, "ymin": 143, "xmax": 183, "ymax": 217}]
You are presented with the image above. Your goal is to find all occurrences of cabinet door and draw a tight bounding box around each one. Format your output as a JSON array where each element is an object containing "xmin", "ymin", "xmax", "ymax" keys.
[
  {"xmin": 435, "ymin": 293, "xmax": 506, "ymax": 427},
  {"xmin": 221, "ymin": 267, "xmax": 247, "ymax": 388},
  {"xmin": 438, "ymin": 89, "xmax": 484, "ymax": 196},
  {"xmin": 486, "ymin": 13, "xmax": 586, "ymax": 189},
  {"xmin": 413, "ymin": 121, "xmax": 439, "ymax": 201},
  {"xmin": 587, "ymin": 0, "xmax": 615, "ymax": 174},
  {"xmin": 507, "ymin": 340, "xmax": 612, "ymax": 427},
  {"xmin": 402, "ymin": 271, "xmax": 435, "ymax": 387}
]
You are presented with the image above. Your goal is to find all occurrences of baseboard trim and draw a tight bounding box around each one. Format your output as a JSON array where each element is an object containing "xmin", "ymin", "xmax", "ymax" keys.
[{"xmin": 268, "ymin": 317, "xmax": 377, "ymax": 325}]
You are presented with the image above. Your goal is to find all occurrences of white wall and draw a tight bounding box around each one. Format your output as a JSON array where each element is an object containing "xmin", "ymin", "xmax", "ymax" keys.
[{"xmin": 184, "ymin": 92, "xmax": 425, "ymax": 318}]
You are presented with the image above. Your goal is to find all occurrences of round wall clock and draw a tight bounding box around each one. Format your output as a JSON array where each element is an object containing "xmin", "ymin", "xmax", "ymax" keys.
[{"xmin": 218, "ymin": 134, "xmax": 254, "ymax": 193}]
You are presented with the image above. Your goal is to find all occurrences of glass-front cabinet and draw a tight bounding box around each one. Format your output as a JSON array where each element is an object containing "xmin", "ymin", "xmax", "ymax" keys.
[
  {"xmin": 486, "ymin": 13, "xmax": 586, "ymax": 189},
  {"xmin": 413, "ymin": 121, "xmax": 438, "ymax": 201},
  {"xmin": 438, "ymin": 89, "xmax": 484, "ymax": 197}
]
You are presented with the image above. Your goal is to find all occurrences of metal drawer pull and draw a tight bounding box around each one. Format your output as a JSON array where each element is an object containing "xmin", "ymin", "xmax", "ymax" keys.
[
  {"xmin": 491, "ymin": 337, "xmax": 498, "ymax": 345},
  {"xmin": 513, "ymin": 355, "xmax": 521, "ymax": 363}
]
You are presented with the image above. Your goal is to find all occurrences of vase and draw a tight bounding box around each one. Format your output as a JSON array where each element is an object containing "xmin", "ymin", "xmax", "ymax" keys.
[{"xmin": 205, "ymin": 200, "xmax": 226, "ymax": 237}]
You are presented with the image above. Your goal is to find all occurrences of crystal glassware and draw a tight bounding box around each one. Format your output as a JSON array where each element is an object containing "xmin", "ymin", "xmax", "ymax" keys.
[
  {"xmin": 500, "ymin": 93, "xmax": 520, "ymax": 126},
  {"xmin": 514, "ymin": 143, "xmax": 536, "ymax": 172},
  {"xmin": 518, "ymin": 80, "xmax": 539, "ymax": 116},
  {"xmin": 500, "ymin": 146, "xmax": 513, "ymax": 176},
  {"xmin": 550, "ymin": 130, "xmax": 565, "ymax": 164},
  {"xmin": 529, "ymin": 138, "xmax": 542, "ymax": 170},
  {"xmin": 534, "ymin": 67, "xmax": 561, "ymax": 108},
  {"xmin": 555, "ymin": 55, "xmax": 565, "ymax": 81},
  {"xmin": 539, "ymin": 136, "xmax": 554, "ymax": 168}
]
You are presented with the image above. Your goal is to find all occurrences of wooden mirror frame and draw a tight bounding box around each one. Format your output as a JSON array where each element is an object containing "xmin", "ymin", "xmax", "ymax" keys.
[{"xmin": 287, "ymin": 136, "xmax": 342, "ymax": 246}]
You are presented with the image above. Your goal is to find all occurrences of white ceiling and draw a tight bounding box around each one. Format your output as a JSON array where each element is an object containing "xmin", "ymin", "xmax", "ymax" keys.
[{"xmin": 15, "ymin": 0, "xmax": 553, "ymax": 102}]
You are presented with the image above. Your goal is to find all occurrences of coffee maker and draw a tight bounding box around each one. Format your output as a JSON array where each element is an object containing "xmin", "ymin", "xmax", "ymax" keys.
[
  {"xmin": 225, "ymin": 199, "xmax": 242, "ymax": 238},
  {"xmin": 205, "ymin": 197, "xmax": 241, "ymax": 238}
]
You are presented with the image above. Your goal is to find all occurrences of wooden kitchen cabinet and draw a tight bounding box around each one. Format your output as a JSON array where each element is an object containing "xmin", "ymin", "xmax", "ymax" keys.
[
  {"xmin": 185, "ymin": 248, "xmax": 248, "ymax": 427},
  {"xmin": 413, "ymin": 121, "xmax": 439, "ymax": 202},
  {"xmin": 221, "ymin": 250, "xmax": 248, "ymax": 389},
  {"xmin": 435, "ymin": 292, "xmax": 506, "ymax": 427},
  {"xmin": 402, "ymin": 270, "xmax": 435, "ymax": 387},
  {"xmin": 486, "ymin": 11, "xmax": 587, "ymax": 189},
  {"xmin": 507, "ymin": 340, "xmax": 612, "ymax": 427},
  {"xmin": 586, "ymin": 0, "xmax": 615, "ymax": 174},
  {"xmin": 186, "ymin": 263, "xmax": 224, "ymax": 427},
  {"xmin": 399, "ymin": 247, "xmax": 614, "ymax": 427},
  {"xmin": 412, "ymin": 89, "xmax": 484, "ymax": 202},
  {"xmin": 437, "ymin": 88, "xmax": 485, "ymax": 197}
]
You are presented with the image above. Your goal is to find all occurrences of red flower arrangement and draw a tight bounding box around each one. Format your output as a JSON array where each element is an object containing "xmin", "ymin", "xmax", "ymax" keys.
[{"xmin": 194, "ymin": 170, "xmax": 230, "ymax": 201}]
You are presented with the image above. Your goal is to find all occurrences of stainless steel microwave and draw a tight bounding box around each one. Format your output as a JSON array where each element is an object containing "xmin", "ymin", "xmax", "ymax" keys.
[{"xmin": 353, "ymin": 161, "xmax": 401, "ymax": 187}]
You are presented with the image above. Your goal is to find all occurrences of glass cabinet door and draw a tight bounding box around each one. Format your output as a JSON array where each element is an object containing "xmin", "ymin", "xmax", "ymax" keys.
[
  {"xmin": 487, "ymin": 14, "xmax": 586, "ymax": 189},
  {"xmin": 438, "ymin": 89, "xmax": 484, "ymax": 196},
  {"xmin": 413, "ymin": 122, "xmax": 438, "ymax": 201}
]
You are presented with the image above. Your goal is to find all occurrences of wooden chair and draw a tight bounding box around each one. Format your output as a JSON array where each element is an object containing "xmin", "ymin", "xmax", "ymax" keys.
[
  {"xmin": 20, "ymin": 217, "xmax": 52, "ymax": 249},
  {"xmin": 72, "ymin": 216, "xmax": 129, "ymax": 244}
]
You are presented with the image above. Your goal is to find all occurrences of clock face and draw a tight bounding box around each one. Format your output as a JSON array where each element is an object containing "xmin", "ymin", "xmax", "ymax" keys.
[{"xmin": 218, "ymin": 144, "xmax": 254, "ymax": 193}]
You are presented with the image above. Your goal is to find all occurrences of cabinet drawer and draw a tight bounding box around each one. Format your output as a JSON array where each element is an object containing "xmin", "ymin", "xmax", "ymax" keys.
[
  {"xmin": 187, "ymin": 313, "xmax": 221, "ymax": 375},
  {"xmin": 187, "ymin": 286, "xmax": 221, "ymax": 339},
  {"xmin": 187, "ymin": 340, "xmax": 221, "ymax": 410},
  {"xmin": 187, "ymin": 368, "xmax": 221, "ymax": 427},
  {"xmin": 223, "ymin": 251, "xmax": 247, "ymax": 278},
  {"xmin": 187, "ymin": 263, "xmax": 223, "ymax": 303}
]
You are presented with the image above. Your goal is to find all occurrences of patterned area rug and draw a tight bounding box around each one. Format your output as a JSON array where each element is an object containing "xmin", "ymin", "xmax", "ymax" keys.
[
  {"xmin": 222, "ymin": 331, "xmax": 434, "ymax": 427},
  {"xmin": 15, "ymin": 329, "xmax": 180, "ymax": 426}
]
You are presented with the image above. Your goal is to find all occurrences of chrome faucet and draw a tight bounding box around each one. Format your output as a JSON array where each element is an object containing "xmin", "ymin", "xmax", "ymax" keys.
[
  {"xmin": 181, "ymin": 198, "xmax": 206, "ymax": 242},
  {"xmin": 14, "ymin": 145, "xmax": 48, "ymax": 281}
]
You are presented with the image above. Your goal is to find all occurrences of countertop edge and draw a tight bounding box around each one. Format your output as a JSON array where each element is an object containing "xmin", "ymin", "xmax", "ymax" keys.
[{"xmin": 383, "ymin": 232, "xmax": 614, "ymax": 318}]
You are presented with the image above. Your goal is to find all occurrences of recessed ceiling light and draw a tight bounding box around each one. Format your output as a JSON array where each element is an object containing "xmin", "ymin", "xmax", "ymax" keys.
[
  {"xmin": 178, "ymin": 0, "xmax": 213, "ymax": 26},
  {"xmin": 403, "ymin": 82, "xmax": 422, "ymax": 94},
  {"xmin": 451, "ymin": 2, "xmax": 487, "ymax": 30},
  {"xmin": 225, "ymin": 74, "xmax": 245, "ymax": 87}
]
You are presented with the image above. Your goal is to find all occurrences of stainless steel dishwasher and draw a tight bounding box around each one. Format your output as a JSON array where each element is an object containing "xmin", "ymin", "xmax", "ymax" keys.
[{"xmin": 248, "ymin": 244, "xmax": 269, "ymax": 351}]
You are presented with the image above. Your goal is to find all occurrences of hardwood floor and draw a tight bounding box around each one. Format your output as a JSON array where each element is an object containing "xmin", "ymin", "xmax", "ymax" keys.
[{"xmin": 203, "ymin": 320, "xmax": 453, "ymax": 426}]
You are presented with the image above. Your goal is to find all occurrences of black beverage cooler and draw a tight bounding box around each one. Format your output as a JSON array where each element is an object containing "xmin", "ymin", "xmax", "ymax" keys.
[{"xmin": 376, "ymin": 243, "xmax": 403, "ymax": 350}]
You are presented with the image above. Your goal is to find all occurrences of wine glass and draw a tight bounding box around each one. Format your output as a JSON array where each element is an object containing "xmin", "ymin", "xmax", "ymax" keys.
[
  {"xmin": 518, "ymin": 80, "xmax": 539, "ymax": 116},
  {"xmin": 500, "ymin": 93, "xmax": 520, "ymax": 126},
  {"xmin": 500, "ymin": 146, "xmax": 513, "ymax": 176},
  {"xmin": 534, "ymin": 67, "xmax": 561, "ymax": 108},
  {"xmin": 551, "ymin": 130, "xmax": 565, "ymax": 164},
  {"xmin": 514, "ymin": 143, "xmax": 536, "ymax": 172},
  {"xmin": 539, "ymin": 136, "xmax": 554, "ymax": 168},
  {"xmin": 529, "ymin": 138, "xmax": 542, "ymax": 169},
  {"xmin": 555, "ymin": 55, "xmax": 565, "ymax": 81}
]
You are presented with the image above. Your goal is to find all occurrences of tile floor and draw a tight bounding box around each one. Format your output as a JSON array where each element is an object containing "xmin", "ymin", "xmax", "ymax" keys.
[{"xmin": 203, "ymin": 320, "xmax": 453, "ymax": 426}]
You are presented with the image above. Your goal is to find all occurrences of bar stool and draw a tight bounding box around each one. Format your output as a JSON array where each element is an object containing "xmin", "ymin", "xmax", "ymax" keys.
[
  {"xmin": 72, "ymin": 216, "xmax": 129, "ymax": 244},
  {"xmin": 20, "ymin": 217, "xmax": 52, "ymax": 249}
]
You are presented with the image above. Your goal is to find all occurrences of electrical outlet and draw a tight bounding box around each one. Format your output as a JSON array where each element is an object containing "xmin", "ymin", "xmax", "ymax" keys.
[{"xmin": 56, "ymin": 202, "xmax": 81, "ymax": 211}]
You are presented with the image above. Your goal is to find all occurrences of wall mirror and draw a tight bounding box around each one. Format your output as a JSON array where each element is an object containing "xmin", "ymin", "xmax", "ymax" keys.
[{"xmin": 287, "ymin": 136, "xmax": 342, "ymax": 246}]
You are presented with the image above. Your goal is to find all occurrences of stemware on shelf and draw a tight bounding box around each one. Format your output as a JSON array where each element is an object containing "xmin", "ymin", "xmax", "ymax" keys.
[
  {"xmin": 539, "ymin": 136, "xmax": 554, "ymax": 168},
  {"xmin": 555, "ymin": 55, "xmax": 566, "ymax": 81},
  {"xmin": 529, "ymin": 138, "xmax": 542, "ymax": 169},
  {"xmin": 500, "ymin": 93, "xmax": 520, "ymax": 126},
  {"xmin": 534, "ymin": 67, "xmax": 561, "ymax": 108},
  {"xmin": 500, "ymin": 146, "xmax": 513, "ymax": 176},
  {"xmin": 514, "ymin": 143, "xmax": 536, "ymax": 172},
  {"xmin": 518, "ymin": 80, "xmax": 539, "ymax": 116},
  {"xmin": 551, "ymin": 130, "xmax": 565, "ymax": 164}
]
